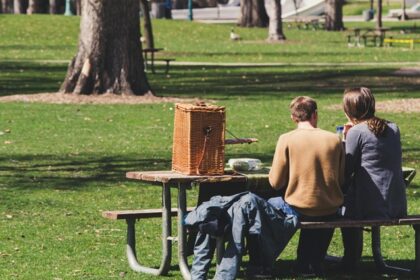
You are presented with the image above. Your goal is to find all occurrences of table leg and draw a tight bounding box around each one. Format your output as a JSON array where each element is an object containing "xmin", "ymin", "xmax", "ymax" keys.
[
  {"xmin": 371, "ymin": 226, "xmax": 411, "ymax": 274},
  {"xmin": 144, "ymin": 52, "xmax": 148, "ymax": 72},
  {"xmin": 151, "ymin": 51, "xmax": 156, "ymax": 74},
  {"xmin": 178, "ymin": 183, "xmax": 191, "ymax": 280},
  {"xmin": 414, "ymin": 225, "xmax": 420, "ymax": 274},
  {"xmin": 125, "ymin": 183, "xmax": 172, "ymax": 275}
]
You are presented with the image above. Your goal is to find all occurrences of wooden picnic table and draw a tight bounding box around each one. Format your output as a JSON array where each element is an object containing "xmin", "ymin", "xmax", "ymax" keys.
[
  {"xmin": 347, "ymin": 27, "xmax": 390, "ymax": 47},
  {"xmin": 142, "ymin": 48, "xmax": 164, "ymax": 73},
  {"xmin": 286, "ymin": 15, "xmax": 325, "ymax": 30},
  {"xmin": 122, "ymin": 167, "xmax": 416, "ymax": 279}
]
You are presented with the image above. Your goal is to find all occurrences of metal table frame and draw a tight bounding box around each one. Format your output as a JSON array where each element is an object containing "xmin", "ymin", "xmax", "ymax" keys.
[{"xmin": 125, "ymin": 171, "xmax": 248, "ymax": 280}]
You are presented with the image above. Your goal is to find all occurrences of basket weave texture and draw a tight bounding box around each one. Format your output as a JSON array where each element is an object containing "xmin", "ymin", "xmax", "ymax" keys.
[{"xmin": 172, "ymin": 103, "xmax": 225, "ymax": 175}]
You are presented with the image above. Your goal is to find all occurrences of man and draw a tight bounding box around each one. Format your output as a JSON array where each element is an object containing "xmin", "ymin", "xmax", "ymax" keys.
[{"xmin": 269, "ymin": 96, "xmax": 344, "ymax": 276}]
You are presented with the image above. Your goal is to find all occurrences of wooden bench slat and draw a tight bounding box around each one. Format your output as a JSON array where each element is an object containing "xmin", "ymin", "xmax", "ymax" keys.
[
  {"xmin": 300, "ymin": 215, "xmax": 420, "ymax": 229},
  {"xmin": 102, "ymin": 207, "xmax": 195, "ymax": 220}
]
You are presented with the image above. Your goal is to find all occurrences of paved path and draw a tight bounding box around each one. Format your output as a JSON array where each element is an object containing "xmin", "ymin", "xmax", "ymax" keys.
[
  {"xmin": 3, "ymin": 60, "xmax": 420, "ymax": 67},
  {"xmin": 170, "ymin": 61, "xmax": 420, "ymax": 66}
]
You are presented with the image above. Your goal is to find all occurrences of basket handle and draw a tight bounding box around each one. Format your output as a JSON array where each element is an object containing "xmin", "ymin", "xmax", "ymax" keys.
[
  {"xmin": 195, "ymin": 101, "xmax": 207, "ymax": 107},
  {"xmin": 196, "ymin": 126, "xmax": 212, "ymax": 174}
]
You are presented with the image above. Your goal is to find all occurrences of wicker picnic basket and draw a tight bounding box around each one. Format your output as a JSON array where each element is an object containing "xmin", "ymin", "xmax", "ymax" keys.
[{"xmin": 172, "ymin": 103, "xmax": 226, "ymax": 175}]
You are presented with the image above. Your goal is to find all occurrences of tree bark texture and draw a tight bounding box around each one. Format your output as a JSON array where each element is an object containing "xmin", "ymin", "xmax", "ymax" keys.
[
  {"xmin": 376, "ymin": 0, "xmax": 382, "ymax": 28},
  {"xmin": 140, "ymin": 0, "xmax": 154, "ymax": 49},
  {"xmin": 60, "ymin": 0, "xmax": 151, "ymax": 95},
  {"xmin": 267, "ymin": 0, "xmax": 286, "ymax": 41},
  {"xmin": 325, "ymin": 0, "xmax": 344, "ymax": 31},
  {"xmin": 238, "ymin": 0, "xmax": 268, "ymax": 27}
]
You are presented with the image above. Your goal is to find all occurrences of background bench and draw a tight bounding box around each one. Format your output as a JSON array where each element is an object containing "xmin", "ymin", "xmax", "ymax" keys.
[{"xmin": 384, "ymin": 37, "xmax": 420, "ymax": 49}]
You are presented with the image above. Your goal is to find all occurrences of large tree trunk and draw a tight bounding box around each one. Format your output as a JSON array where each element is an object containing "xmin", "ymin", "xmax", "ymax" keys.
[
  {"xmin": 140, "ymin": 0, "xmax": 154, "ymax": 49},
  {"xmin": 238, "ymin": 0, "xmax": 269, "ymax": 27},
  {"xmin": 325, "ymin": 0, "xmax": 344, "ymax": 31},
  {"xmin": 60, "ymin": 0, "xmax": 151, "ymax": 95},
  {"xmin": 267, "ymin": 0, "xmax": 286, "ymax": 41},
  {"xmin": 376, "ymin": 0, "xmax": 382, "ymax": 28}
]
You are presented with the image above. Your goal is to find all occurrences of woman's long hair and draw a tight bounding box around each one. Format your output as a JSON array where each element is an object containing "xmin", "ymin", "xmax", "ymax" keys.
[{"xmin": 343, "ymin": 87, "xmax": 388, "ymax": 137}]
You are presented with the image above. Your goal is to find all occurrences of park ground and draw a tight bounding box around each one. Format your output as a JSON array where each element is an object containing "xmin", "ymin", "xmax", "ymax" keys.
[{"xmin": 0, "ymin": 12, "xmax": 419, "ymax": 280}]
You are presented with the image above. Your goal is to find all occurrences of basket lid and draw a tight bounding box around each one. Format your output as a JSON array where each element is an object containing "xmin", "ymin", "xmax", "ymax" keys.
[{"xmin": 175, "ymin": 103, "xmax": 225, "ymax": 112}]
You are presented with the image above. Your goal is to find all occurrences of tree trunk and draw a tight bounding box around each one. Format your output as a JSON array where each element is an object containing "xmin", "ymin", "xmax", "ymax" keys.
[
  {"xmin": 60, "ymin": 0, "xmax": 151, "ymax": 95},
  {"xmin": 267, "ymin": 0, "xmax": 286, "ymax": 41},
  {"xmin": 140, "ymin": 0, "xmax": 154, "ymax": 49},
  {"xmin": 74, "ymin": 0, "xmax": 81, "ymax": 15},
  {"xmin": 401, "ymin": 0, "xmax": 407, "ymax": 20},
  {"xmin": 13, "ymin": 0, "xmax": 25, "ymax": 13},
  {"xmin": 376, "ymin": 0, "xmax": 382, "ymax": 28},
  {"xmin": 26, "ymin": 0, "xmax": 41, "ymax": 14},
  {"xmin": 238, "ymin": 0, "xmax": 269, "ymax": 27},
  {"xmin": 1, "ymin": 0, "xmax": 13, "ymax": 13},
  {"xmin": 325, "ymin": 0, "xmax": 344, "ymax": 31},
  {"xmin": 49, "ymin": 0, "xmax": 57, "ymax": 13}
]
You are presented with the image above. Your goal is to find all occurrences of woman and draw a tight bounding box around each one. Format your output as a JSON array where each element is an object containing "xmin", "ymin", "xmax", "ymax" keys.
[{"xmin": 341, "ymin": 87, "xmax": 407, "ymax": 269}]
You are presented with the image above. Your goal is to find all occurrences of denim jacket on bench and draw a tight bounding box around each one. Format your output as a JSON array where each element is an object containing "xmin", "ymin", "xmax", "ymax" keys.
[{"xmin": 184, "ymin": 192, "xmax": 298, "ymax": 280}]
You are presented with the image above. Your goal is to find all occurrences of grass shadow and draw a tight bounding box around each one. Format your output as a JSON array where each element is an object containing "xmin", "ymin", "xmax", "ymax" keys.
[{"xmin": 2, "ymin": 62, "xmax": 420, "ymax": 99}]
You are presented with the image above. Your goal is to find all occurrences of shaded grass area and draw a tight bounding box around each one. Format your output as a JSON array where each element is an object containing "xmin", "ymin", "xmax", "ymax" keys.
[
  {"xmin": 0, "ymin": 15, "xmax": 419, "ymax": 280},
  {"xmin": 1, "ymin": 62, "xmax": 420, "ymax": 97}
]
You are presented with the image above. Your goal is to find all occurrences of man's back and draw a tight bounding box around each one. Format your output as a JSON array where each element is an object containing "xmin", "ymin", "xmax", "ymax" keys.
[{"xmin": 269, "ymin": 127, "xmax": 344, "ymax": 216}]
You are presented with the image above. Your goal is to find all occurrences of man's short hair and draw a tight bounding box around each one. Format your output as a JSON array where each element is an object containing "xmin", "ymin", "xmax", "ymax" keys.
[{"xmin": 289, "ymin": 96, "xmax": 317, "ymax": 122}]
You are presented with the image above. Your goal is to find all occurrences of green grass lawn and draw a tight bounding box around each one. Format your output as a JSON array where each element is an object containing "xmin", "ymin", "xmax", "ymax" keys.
[{"xmin": 0, "ymin": 14, "xmax": 419, "ymax": 279}]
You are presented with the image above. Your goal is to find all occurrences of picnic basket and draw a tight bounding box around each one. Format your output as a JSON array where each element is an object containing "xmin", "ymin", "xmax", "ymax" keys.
[{"xmin": 172, "ymin": 103, "xmax": 225, "ymax": 175}]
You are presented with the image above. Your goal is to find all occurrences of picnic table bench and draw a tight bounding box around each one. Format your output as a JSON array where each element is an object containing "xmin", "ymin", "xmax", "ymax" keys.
[
  {"xmin": 103, "ymin": 168, "xmax": 417, "ymax": 279},
  {"xmin": 142, "ymin": 48, "xmax": 175, "ymax": 74}
]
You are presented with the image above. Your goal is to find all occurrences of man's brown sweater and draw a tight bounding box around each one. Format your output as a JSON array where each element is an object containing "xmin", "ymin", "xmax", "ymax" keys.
[{"xmin": 269, "ymin": 128, "xmax": 344, "ymax": 216}]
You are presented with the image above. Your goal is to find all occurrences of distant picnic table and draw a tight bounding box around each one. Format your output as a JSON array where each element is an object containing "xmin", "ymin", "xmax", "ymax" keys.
[
  {"xmin": 347, "ymin": 27, "xmax": 390, "ymax": 47},
  {"xmin": 142, "ymin": 47, "xmax": 175, "ymax": 74},
  {"xmin": 286, "ymin": 16, "xmax": 325, "ymax": 30}
]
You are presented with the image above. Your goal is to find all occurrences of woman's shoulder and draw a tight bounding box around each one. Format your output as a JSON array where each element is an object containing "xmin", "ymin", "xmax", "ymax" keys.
[
  {"xmin": 348, "ymin": 123, "xmax": 368, "ymax": 135},
  {"xmin": 386, "ymin": 121, "xmax": 399, "ymax": 131}
]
